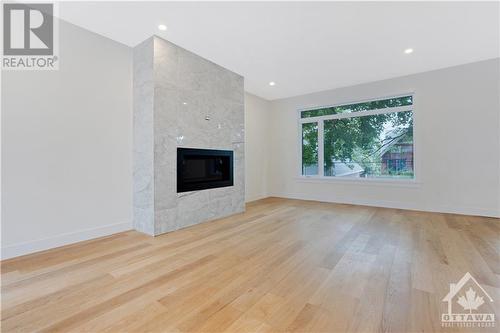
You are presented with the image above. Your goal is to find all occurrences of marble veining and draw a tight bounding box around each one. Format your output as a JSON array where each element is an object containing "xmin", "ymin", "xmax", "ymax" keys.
[{"xmin": 133, "ymin": 36, "xmax": 245, "ymax": 235}]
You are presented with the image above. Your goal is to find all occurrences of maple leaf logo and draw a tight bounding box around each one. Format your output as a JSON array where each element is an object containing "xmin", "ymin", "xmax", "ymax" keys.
[{"xmin": 457, "ymin": 287, "xmax": 485, "ymax": 313}]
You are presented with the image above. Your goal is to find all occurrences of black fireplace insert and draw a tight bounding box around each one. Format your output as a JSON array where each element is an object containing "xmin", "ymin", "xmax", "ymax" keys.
[{"xmin": 177, "ymin": 148, "xmax": 234, "ymax": 193}]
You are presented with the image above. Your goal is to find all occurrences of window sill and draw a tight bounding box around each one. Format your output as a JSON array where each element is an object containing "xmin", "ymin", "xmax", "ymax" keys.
[{"xmin": 295, "ymin": 176, "xmax": 422, "ymax": 188}]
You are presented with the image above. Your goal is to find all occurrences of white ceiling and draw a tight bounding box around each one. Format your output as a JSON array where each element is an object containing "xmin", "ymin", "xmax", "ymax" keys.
[{"xmin": 59, "ymin": 1, "xmax": 499, "ymax": 100}]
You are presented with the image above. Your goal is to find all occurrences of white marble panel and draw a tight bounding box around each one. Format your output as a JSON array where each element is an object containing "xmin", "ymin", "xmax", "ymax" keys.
[
  {"xmin": 133, "ymin": 38, "xmax": 155, "ymax": 236},
  {"xmin": 133, "ymin": 36, "xmax": 245, "ymax": 235}
]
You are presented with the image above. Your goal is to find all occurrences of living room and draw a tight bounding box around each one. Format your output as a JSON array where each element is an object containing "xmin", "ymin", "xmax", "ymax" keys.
[{"xmin": 1, "ymin": 1, "xmax": 499, "ymax": 332}]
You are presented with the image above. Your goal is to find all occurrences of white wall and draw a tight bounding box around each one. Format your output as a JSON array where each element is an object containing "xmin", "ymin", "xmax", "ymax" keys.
[
  {"xmin": 268, "ymin": 59, "xmax": 500, "ymax": 217},
  {"xmin": 2, "ymin": 21, "xmax": 497, "ymax": 260},
  {"xmin": 244, "ymin": 93, "xmax": 270, "ymax": 202},
  {"xmin": 1, "ymin": 20, "xmax": 133, "ymax": 259}
]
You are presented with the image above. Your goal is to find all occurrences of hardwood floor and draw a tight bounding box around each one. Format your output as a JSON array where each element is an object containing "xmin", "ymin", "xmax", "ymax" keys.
[{"xmin": 1, "ymin": 198, "xmax": 499, "ymax": 332}]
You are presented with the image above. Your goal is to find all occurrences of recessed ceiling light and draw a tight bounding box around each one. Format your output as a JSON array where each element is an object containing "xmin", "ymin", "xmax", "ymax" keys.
[
  {"xmin": 182, "ymin": 102, "xmax": 187, "ymax": 105},
  {"xmin": 269, "ymin": 81, "xmax": 276, "ymax": 86},
  {"xmin": 404, "ymin": 48, "xmax": 414, "ymax": 54},
  {"xmin": 158, "ymin": 24, "xmax": 167, "ymax": 31}
]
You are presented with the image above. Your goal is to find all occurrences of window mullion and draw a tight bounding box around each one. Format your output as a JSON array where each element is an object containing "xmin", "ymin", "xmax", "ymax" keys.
[{"xmin": 318, "ymin": 120, "xmax": 324, "ymax": 177}]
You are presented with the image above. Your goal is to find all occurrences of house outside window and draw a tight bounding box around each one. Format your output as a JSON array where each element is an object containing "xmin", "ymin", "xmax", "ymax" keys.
[{"xmin": 299, "ymin": 94, "xmax": 415, "ymax": 180}]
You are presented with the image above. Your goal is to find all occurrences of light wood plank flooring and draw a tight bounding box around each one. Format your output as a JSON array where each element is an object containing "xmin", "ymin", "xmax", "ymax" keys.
[{"xmin": 1, "ymin": 198, "xmax": 499, "ymax": 332}]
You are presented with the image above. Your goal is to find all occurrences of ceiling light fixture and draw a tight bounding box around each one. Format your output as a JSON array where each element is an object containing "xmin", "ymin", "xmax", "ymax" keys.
[
  {"xmin": 269, "ymin": 81, "xmax": 276, "ymax": 86},
  {"xmin": 404, "ymin": 48, "xmax": 414, "ymax": 54},
  {"xmin": 158, "ymin": 24, "xmax": 167, "ymax": 31}
]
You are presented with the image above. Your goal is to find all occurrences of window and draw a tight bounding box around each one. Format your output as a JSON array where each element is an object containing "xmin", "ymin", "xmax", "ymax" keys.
[{"xmin": 300, "ymin": 95, "xmax": 414, "ymax": 179}]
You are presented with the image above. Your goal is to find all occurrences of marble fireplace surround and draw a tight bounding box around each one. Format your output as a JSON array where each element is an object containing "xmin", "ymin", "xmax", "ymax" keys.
[{"xmin": 133, "ymin": 36, "xmax": 245, "ymax": 236}]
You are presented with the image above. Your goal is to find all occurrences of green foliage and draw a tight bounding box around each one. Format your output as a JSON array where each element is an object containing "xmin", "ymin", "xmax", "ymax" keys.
[
  {"xmin": 302, "ymin": 122, "xmax": 318, "ymax": 167},
  {"xmin": 323, "ymin": 111, "xmax": 413, "ymax": 170}
]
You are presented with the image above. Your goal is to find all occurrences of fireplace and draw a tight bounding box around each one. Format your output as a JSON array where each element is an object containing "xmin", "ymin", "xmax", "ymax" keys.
[{"xmin": 177, "ymin": 148, "xmax": 234, "ymax": 193}]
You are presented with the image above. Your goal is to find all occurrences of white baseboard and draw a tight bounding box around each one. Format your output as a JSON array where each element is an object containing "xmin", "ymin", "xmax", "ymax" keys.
[
  {"xmin": 271, "ymin": 193, "xmax": 500, "ymax": 218},
  {"xmin": 245, "ymin": 193, "xmax": 268, "ymax": 203},
  {"xmin": 1, "ymin": 222, "xmax": 132, "ymax": 260}
]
